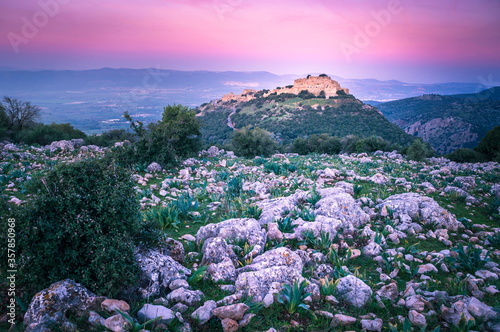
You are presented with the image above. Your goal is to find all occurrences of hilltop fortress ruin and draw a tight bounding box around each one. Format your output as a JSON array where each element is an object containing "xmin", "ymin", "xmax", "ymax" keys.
[{"xmin": 220, "ymin": 75, "xmax": 350, "ymax": 103}]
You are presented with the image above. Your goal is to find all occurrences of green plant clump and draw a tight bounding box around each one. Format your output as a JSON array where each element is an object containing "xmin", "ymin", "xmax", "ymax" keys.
[
  {"xmin": 277, "ymin": 279, "xmax": 312, "ymax": 315},
  {"xmin": 447, "ymin": 244, "xmax": 491, "ymax": 274},
  {"xmin": 8, "ymin": 158, "xmax": 160, "ymax": 297}
]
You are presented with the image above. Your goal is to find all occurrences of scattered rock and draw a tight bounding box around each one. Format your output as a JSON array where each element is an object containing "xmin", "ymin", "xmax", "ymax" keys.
[
  {"xmin": 417, "ymin": 263, "xmax": 438, "ymax": 274},
  {"xmin": 238, "ymin": 247, "xmax": 303, "ymax": 273},
  {"xmin": 221, "ymin": 318, "xmax": 239, "ymax": 332},
  {"xmin": 101, "ymin": 299, "xmax": 130, "ymax": 314},
  {"xmin": 146, "ymin": 162, "xmax": 162, "ymax": 173},
  {"xmin": 191, "ymin": 300, "xmax": 217, "ymax": 325},
  {"xmin": 257, "ymin": 196, "xmax": 297, "ymax": 225},
  {"xmin": 378, "ymin": 193, "xmax": 462, "ymax": 231},
  {"xmin": 88, "ymin": 311, "xmax": 105, "ymax": 328},
  {"xmin": 238, "ymin": 313, "xmax": 256, "ymax": 327},
  {"xmin": 331, "ymin": 314, "xmax": 357, "ymax": 327},
  {"xmin": 135, "ymin": 249, "xmax": 191, "ymax": 298},
  {"xmin": 197, "ymin": 218, "xmax": 266, "ymax": 256},
  {"xmin": 207, "ymin": 256, "xmax": 238, "ymax": 283},
  {"xmin": 201, "ymin": 237, "xmax": 238, "ymax": 266},
  {"xmin": 408, "ymin": 310, "xmax": 426, "ymax": 327},
  {"xmin": 376, "ymin": 283, "xmax": 399, "ymax": 301},
  {"xmin": 137, "ymin": 304, "xmax": 175, "ymax": 325},
  {"xmin": 441, "ymin": 300, "xmax": 475, "ymax": 327},
  {"xmin": 360, "ymin": 318, "xmax": 383, "ymax": 331},
  {"xmin": 335, "ymin": 275, "xmax": 373, "ymax": 308},
  {"xmin": 212, "ymin": 303, "xmax": 249, "ymax": 321},
  {"xmin": 315, "ymin": 190, "xmax": 369, "ymax": 228},
  {"xmin": 24, "ymin": 279, "xmax": 104, "ymax": 332},
  {"xmin": 464, "ymin": 297, "xmax": 497, "ymax": 321},
  {"xmin": 166, "ymin": 287, "xmax": 204, "ymax": 306},
  {"xmin": 165, "ymin": 237, "xmax": 185, "ymax": 263},
  {"xmin": 104, "ymin": 314, "xmax": 130, "ymax": 332},
  {"xmin": 235, "ymin": 266, "xmax": 303, "ymax": 302}
]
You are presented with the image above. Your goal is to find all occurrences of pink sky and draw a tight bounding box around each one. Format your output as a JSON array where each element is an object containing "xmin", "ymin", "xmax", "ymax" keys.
[{"xmin": 1, "ymin": 0, "xmax": 499, "ymax": 83}]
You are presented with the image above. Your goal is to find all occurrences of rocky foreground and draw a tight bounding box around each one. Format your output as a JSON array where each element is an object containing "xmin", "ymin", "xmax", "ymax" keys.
[{"xmin": 2, "ymin": 141, "xmax": 500, "ymax": 331}]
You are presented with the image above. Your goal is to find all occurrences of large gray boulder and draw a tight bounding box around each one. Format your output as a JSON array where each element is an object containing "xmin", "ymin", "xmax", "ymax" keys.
[
  {"xmin": 48, "ymin": 140, "xmax": 75, "ymax": 152},
  {"xmin": 377, "ymin": 193, "xmax": 462, "ymax": 231},
  {"xmin": 196, "ymin": 218, "xmax": 266, "ymax": 256},
  {"xmin": 237, "ymin": 247, "xmax": 303, "ymax": 273},
  {"xmin": 257, "ymin": 197, "xmax": 297, "ymax": 225},
  {"xmin": 315, "ymin": 189, "xmax": 369, "ymax": 229},
  {"xmin": 335, "ymin": 275, "xmax": 372, "ymax": 308},
  {"xmin": 201, "ymin": 237, "xmax": 238, "ymax": 266},
  {"xmin": 207, "ymin": 257, "xmax": 237, "ymax": 283},
  {"xmin": 453, "ymin": 176, "xmax": 476, "ymax": 190},
  {"xmin": 292, "ymin": 215, "xmax": 342, "ymax": 240},
  {"xmin": 24, "ymin": 279, "xmax": 104, "ymax": 332},
  {"xmin": 235, "ymin": 266, "xmax": 303, "ymax": 302},
  {"xmin": 135, "ymin": 249, "xmax": 191, "ymax": 298}
]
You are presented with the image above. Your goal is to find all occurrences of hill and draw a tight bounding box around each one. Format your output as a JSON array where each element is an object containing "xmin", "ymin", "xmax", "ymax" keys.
[
  {"xmin": 197, "ymin": 75, "xmax": 415, "ymax": 146},
  {"xmin": 375, "ymin": 87, "xmax": 500, "ymax": 154},
  {"xmin": 0, "ymin": 68, "xmax": 483, "ymax": 134}
]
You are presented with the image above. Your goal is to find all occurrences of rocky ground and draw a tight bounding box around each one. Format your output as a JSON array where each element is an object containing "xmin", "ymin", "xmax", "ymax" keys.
[{"xmin": 1, "ymin": 141, "xmax": 500, "ymax": 331}]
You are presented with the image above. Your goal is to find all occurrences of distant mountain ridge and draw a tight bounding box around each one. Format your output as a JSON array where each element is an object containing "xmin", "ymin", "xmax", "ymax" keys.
[
  {"xmin": 0, "ymin": 68, "xmax": 490, "ymax": 134},
  {"xmin": 197, "ymin": 75, "xmax": 415, "ymax": 146},
  {"xmin": 375, "ymin": 87, "xmax": 500, "ymax": 154}
]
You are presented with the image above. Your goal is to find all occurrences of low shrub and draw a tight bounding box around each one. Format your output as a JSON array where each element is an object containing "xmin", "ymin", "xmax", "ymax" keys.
[{"xmin": 10, "ymin": 158, "xmax": 160, "ymax": 297}]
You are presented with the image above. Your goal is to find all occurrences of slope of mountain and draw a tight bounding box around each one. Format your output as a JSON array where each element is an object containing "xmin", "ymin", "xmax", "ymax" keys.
[
  {"xmin": 375, "ymin": 87, "xmax": 500, "ymax": 154},
  {"xmin": 197, "ymin": 75, "xmax": 415, "ymax": 146}
]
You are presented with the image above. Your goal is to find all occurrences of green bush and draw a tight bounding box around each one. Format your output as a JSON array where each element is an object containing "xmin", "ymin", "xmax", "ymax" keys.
[
  {"xmin": 117, "ymin": 105, "xmax": 202, "ymax": 167},
  {"xmin": 405, "ymin": 139, "xmax": 431, "ymax": 161},
  {"xmin": 15, "ymin": 122, "xmax": 86, "ymax": 145},
  {"xmin": 355, "ymin": 135, "xmax": 393, "ymax": 153},
  {"xmin": 292, "ymin": 134, "xmax": 342, "ymax": 155},
  {"xmin": 475, "ymin": 126, "xmax": 500, "ymax": 161},
  {"xmin": 341, "ymin": 135, "xmax": 360, "ymax": 153},
  {"xmin": 446, "ymin": 148, "xmax": 486, "ymax": 163},
  {"xmin": 231, "ymin": 126, "xmax": 277, "ymax": 158},
  {"xmin": 11, "ymin": 159, "xmax": 160, "ymax": 297}
]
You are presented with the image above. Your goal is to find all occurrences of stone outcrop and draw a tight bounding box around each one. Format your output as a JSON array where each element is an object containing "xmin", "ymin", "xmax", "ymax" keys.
[{"xmin": 24, "ymin": 279, "xmax": 105, "ymax": 332}]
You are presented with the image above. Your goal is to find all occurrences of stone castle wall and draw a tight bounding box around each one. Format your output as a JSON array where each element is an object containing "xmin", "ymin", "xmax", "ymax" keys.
[{"xmin": 220, "ymin": 75, "xmax": 349, "ymax": 102}]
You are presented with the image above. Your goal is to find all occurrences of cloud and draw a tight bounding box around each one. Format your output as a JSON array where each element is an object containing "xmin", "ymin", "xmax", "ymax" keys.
[{"xmin": 223, "ymin": 81, "xmax": 260, "ymax": 87}]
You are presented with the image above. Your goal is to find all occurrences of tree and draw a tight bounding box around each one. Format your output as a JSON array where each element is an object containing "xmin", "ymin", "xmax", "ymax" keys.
[
  {"xmin": 121, "ymin": 104, "xmax": 202, "ymax": 166},
  {"xmin": 475, "ymin": 126, "xmax": 500, "ymax": 161},
  {"xmin": 231, "ymin": 126, "xmax": 277, "ymax": 158},
  {"xmin": 355, "ymin": 136, "xmax": 392, "ymax": 153},
  {"xmin": 2, "ymin": 96, "xmax": 41, "ymax": 131},
  {"xmin": 406, "ymin": 139, "xmax": 429, "ymax": 161},
  {"xmin": 0, "ymin": 104, "xmax": 8, "ymax": 139},
  {"xmin": 447, "ymin": 148, "xmax": 485, "ymax": 163}
]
